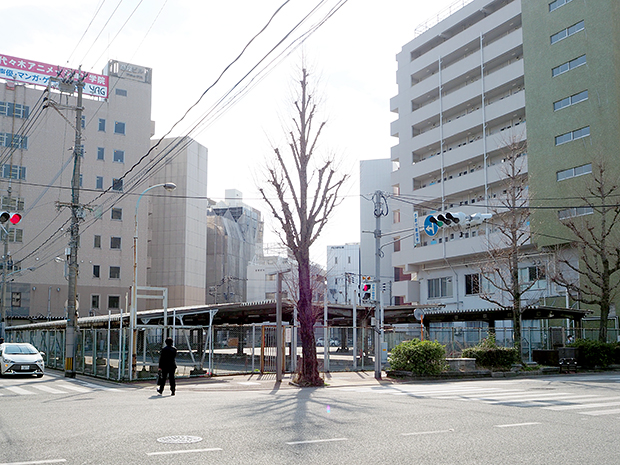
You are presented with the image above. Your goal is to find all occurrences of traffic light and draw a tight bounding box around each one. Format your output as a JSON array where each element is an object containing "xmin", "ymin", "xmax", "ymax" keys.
[
  {"xmin": 427, "ymin": 211, "xmax": 465, "ymax": 228},
  {"xmin": 0, "ymin": 211, "xmax": 22, "ymax": 225},
  {"xmin": 361, "ymin": 282, "xmax": 376, "ymax": 302}
]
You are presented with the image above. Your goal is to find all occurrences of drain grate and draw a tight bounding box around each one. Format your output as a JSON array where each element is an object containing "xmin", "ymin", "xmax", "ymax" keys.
[{"xmin": 157, "ymin": 435, "xmax": 203, "ymax": 444}]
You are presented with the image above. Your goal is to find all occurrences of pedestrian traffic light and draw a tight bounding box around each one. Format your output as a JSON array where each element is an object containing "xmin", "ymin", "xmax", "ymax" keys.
[
  {"xmin": 0, "ymin": 212, "xmax": 21, "ymax": 225},
  {"xmin": 361, "ymin": 282, "xmax": 376, "ymax": 302}
]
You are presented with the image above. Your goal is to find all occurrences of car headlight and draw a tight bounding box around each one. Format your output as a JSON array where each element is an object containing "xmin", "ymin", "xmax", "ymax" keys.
[{"xmin": 3, "ymin": 357, "xmax": 14, "ymax": 364}]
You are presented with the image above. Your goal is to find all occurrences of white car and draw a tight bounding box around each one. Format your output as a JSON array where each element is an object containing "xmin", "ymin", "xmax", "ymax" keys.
[{"xmin": 0, "ymin": 342, "xmax": 45, "ymax": 377}]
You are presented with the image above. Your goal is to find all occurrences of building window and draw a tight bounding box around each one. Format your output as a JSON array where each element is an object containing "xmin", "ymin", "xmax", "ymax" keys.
[
  {"xmin": 115, "ymin": 88, "xmax": 128, "ymax": 97},
  {"xmin": 394, "ymin": 237, "xmax": 401, "ymax": 252},
  {"xmin": 552, "ymin": 55, "xmax": 586, "ymax": 77},
  {"xmin": 519, "ymin": 266, "xmax": 547, "ymax": 290},
  {"xmin": 96, "ymin": 176, "xmax": 104, "ymax": 190},
  {"xmin": 1, "ymin": 228, "xmax": 22, "ymax": 243},
  {"xmin": 558, "ymin": 206, "xmax": 594, "ymax": 220},
  {"xmin": 2, "ymin": 164, "xmax": 26, "ymax": 180},
  {"xmin": 549, "ymin": 0, "xmax": 573, "ymax": 12},
  {"xmin": 428, "ymin": 276, "xmax": 452, "ymax": 299},
  {"xmin": 393, "ymin": 210, "xmax": 401, "ymax": 224},
  {"xmin": 0, "ymin": 102, "xmax": 29, "ymax": 118},
  {"xmin": 553, "ymin": 90, "xmax": 588, "ymax": 111},
  {"xmin": 112, "ymin": 178, "xmax": 123, "ymax": 191},
  {"xmin": 557, "ymin": 163, "xmax": 592, "ymax": 181},
  {"xmin": 113, "ymin": 150, "xmax": 124, "ymax": 163},
  {"xmin": 93, "ymin": 265, "xmax": 100, "ymax": 278},
  {"xmin": 111, "ymin": 208, "xmax": 122, "ymax": 220},
  {"xmin": 10, "ymin": 292, "xmax": 21, "ymax": 308},
  {"xmin": 555, "ymin": 126, "xmax": 590, "ymax": 146},
  {"xmin": 334, "ymin": 257, "xmax": 338, "ymax": 265},
  {"xmin": 108, "ymin": 295, "xmax": 120, "ymax": 309},
  {"xmin": 94, "ymin": 235, "xmax": 101, "ymax": 248},
  {"xmin": 98, "ymin": 118, "xmax": 106, "ymax": 132},
  {"xmin": 109, "ymin": 266, "xmax": 121, "ymax": 279},
  {"xmin": 110, "ymin": 237, "xmax": 121, "ymax": 249},
  {"xmin": 97, "ymin": 147, "xmax": 105, "ymax": 160},
  {"xmin": 550, "ymin": 20, "xmax": 584, "ymax": 44},
  {"xmin": 114, "ymin": 121, "xmax": 126, "ymax": 135},
  {"xmin": 0, "ymin": 133, "xmax": 28, "ymax": 150},
  {"xmin": 91, "ymin": 295, "xmax": 100, "ymax": 311},
  {"xmin": 1, "ymin": 196, "xmax": 24, "ymax": 211},
  {"xmin": 465, "ymin": 273, "xmax": 481, "ymax": 295}
]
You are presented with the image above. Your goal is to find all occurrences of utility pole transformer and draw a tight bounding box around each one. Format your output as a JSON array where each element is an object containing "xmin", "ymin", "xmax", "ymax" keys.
[{"xmin": 65, "ymin": 76, "xmax": 85, "ymax": 378}]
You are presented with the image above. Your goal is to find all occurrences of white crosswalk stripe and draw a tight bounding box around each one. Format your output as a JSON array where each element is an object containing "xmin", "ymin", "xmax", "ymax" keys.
[
  {"xmin": 0, "ymin": 380, "xmax": 120, "ymax": 396},
  {"xmin": 337, "ymin": 383, "xmax": 620, "ymax": 416}
]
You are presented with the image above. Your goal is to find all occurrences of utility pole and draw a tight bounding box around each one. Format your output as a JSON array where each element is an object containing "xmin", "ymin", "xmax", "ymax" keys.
[
  {"xmin": 64, "ymin": 74, "xmax": 85, "ymax": 378},
  {"xmin": 372, "ymin": 190, "xmax": 388, "ymax": 380}
]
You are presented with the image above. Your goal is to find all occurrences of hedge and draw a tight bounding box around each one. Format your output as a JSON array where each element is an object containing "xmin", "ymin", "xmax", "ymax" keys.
[{"xmin": 388, "ymin": 339, "xmax": 447, "ymax": 376}]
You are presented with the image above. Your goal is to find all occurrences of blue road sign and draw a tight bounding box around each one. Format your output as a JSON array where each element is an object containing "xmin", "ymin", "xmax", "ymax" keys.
[{"xmin": 424, "ymin": 215, "xmax": 439, "ymax": 237}]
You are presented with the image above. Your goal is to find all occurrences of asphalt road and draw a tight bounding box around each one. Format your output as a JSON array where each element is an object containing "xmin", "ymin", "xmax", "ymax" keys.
[{"xmin": 2, "ymin": 371, "xmax": 620, "ymax": 464}]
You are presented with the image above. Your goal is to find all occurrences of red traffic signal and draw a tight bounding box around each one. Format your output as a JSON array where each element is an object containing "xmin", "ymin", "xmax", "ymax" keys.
[{"xmin": 0, "ymin": 211, "xmax": 22, "ymax": 225}]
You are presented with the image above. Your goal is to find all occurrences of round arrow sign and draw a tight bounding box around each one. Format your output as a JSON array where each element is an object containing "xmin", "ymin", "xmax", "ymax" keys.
[{"xmin": 424, "ymin": 215, "xmax": 439, "ymax": 237}]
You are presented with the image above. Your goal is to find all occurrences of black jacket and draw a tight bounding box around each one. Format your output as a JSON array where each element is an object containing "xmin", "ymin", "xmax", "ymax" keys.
[{"xmin": 158, "ymin": 345, "xmax": 177, "ymax": 370}]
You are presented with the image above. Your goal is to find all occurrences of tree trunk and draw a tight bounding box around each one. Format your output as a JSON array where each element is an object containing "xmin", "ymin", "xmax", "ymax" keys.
[{"xmin": 296, "ymin": 258, "xmax": 323, "ymax": 386}]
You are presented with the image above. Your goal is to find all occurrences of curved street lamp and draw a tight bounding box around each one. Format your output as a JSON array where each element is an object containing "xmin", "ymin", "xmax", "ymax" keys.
[{"xmin": 130, "ymin": 182, "xmax": 176, "ymax": 380}]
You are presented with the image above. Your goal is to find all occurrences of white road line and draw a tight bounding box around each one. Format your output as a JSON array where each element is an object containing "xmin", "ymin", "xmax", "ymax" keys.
[
  {"xmin": 286, "ymin": 438, "xmax": 348, "ymax": 445},
  {"xmin": 146, "ymin": 448, "xmax": 222, "ymax": 456},
  {"xmin": 435, "ymin": 390, "xmax": 528, "ymax": 399},
  {"xmin": 30, "ymin": 385, "xmax": 66, "ymax": 394},
  {"xmin": 4, "ymin": 386, "xmax": 35, "ymax": 395},
  {"xmin": 75, "ymin": 381, "xmax": 118, "ymax": 391},
  {"xmin": 579, "ymin": 408, "xmax": 620, "ymax": 416},
  {"xmin": 55, "ymin": 384, "xmax": 90, "ymax": 393},
  {"xmin": 402, "ymin": 428, "xmax": 455, "ymax": 436},
  {"xmin": 543, "ymin": 398, "xmax": 620, "ymax": 410},
  {"xmin": 495, "ymin": 422, "xmax": 541, "ymax": 428},
  {"xmin": 485, "ymin": 392, "xmax": 573, "ymax": 403},
  {"xmin": 0, "ymin": 460, "xmax": 66, "ymax": 465}
]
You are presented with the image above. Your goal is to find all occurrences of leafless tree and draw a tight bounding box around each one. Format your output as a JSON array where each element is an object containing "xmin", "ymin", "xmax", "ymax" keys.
[
  {"xmin": 259, "ymin": 66, "xmax": 348, "ymax": 386},
  {"xmin": 552, "ymin": 161, "xmax": 620, "ymax": 342},
  {"xmin": 479, "ymin": 135, "xmax": 534, "ymax": 354}
]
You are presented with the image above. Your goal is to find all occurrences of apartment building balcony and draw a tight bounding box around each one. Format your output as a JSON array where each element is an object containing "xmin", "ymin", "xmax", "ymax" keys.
[
  {"xmin": 393, "ymin": 279, "xmax": 420, "ymax": 304},
  {"xmin": 484, "ymin": 59, "xmax": 524, "ymax": 95},
  {"xmin": 402, "ymin": 0, "xmax": 521, "ymax": 84},
  {"xmin": 485, "ymin": 87, "xmax": 525, "ymax": 123}
]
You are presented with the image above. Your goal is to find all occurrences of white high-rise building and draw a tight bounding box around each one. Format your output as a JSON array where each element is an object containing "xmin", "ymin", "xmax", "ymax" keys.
[
  {"xmin": 326, "ymin": 243, "xmax": 359, "ymax": 304},
  {"xmin": 390, "ymin": 0, "xmax": 534, "ymax": 310}
]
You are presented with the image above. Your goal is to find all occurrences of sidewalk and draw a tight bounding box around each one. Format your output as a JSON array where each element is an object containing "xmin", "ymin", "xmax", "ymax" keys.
[{"xmin": 157, "ymin": 370, "xmax": 393, "ymax": 392}]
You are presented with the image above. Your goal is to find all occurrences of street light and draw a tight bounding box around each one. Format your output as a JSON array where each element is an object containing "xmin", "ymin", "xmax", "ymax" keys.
[{"xmin": 130, "ymin": 182, "xmax": 176, "ymax": 380}]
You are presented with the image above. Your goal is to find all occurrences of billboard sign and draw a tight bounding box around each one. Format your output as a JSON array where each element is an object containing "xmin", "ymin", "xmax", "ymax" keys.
[{"xmin": 0, "ymin": 54, "xmax": 108, "ymax": 98}]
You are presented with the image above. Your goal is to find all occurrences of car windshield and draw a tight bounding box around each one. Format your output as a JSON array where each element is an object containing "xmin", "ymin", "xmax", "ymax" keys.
[{"xmin": 3, "ymin": 344, "xmax": 38, "ymax": 355}]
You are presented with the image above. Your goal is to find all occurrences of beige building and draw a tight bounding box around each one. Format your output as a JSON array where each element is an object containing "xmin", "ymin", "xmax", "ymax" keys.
[
  {"xmin": 0, "ymin": 58, "xmax": 208, "ymax": 322},
  {"xmin": 147, "ymin": 136, "xmax": 208, "ymax": 309}
]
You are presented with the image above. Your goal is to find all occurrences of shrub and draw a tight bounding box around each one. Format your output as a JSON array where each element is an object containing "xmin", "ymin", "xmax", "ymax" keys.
[
  {"xmin": 388, "ymin": 339, "xmax": 447, "ymax": 376},
  {"xmin": 568, "ymin": 339, "xmax": 615, "ymax": 369},
  {"xmin": 462, "ymin": 335, "xmax": 519, "ymax": 370}
]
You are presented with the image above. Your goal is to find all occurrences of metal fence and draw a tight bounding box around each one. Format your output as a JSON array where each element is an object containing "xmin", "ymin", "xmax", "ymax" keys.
[{"xmin": 7, "ymin": 322, "xmax": 617, "ymax": 382}]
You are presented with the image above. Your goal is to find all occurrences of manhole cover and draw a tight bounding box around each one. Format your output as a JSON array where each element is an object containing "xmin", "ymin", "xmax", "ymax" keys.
[{"xmin": 157, "ymin": 435, "xmax": 203, "ymax": 444}]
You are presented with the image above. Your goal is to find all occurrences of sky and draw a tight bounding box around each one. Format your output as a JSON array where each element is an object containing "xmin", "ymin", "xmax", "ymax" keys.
[{"xmin": 1, "ymin": 0, "xmax": 461, "ymax": 265}]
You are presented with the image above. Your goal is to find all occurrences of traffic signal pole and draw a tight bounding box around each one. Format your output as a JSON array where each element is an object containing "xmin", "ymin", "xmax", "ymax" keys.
[{"xmin": 372, "ymin": 190, "xmax": 388, "ymax": 380}]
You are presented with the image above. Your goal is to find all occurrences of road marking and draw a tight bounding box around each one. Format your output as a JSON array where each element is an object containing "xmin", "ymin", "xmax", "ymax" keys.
[
  {"xmin": 75, "ymin": 381, "xmax": 118, "ymax": 391},
  {"xmin": 0, "ymin": 460, "xmax": 66, "ymax": 465},
  {"xmin": 30, "ymin": 385, "xmax": 66, "ymax": 394},
  {"xmin": 579, "ymin": 408, "xmax": 620, "ymax": 416},
  {"xmin": 402, "ymin": 428, "xmax": 455, "ymax": 436},
  {"xmin": 4, "ymin": 386, "xmax": 35, "ymax": 395},
  {"xmin": 286, "ymin": 438, "xmax": 348, "ymax": 445},
  {"xmin": 495, "ymin": 422, "xmax": 541, "ymax": 428},
  {"xmin": 543, "ymin": 398, "xmax": 620, "ymax": 410},
  {"xmin": 56, "ymin": 384, "xmax": 90, "ymax": 393},
  {"xmin": 146, "ymin": 448, "xmax": 222, "ymax": 456}
]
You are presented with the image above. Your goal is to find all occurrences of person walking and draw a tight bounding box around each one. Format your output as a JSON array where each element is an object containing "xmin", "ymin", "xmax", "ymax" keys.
[{"xmin": 157, "ymin": 337, "xmax": 177, "ymax": 396}]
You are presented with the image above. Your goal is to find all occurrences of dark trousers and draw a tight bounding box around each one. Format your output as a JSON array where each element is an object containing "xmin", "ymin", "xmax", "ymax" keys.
[{"xmin": 159, "ymin": 369, "xmax": 176, "ymax": 392}]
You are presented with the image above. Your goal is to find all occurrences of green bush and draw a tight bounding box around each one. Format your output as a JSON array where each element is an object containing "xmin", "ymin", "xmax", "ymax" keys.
[
  {"xmin": 388, "ymin": 339, "xmax": 447, "ymax": 376},
  {"xmin": 462, "ymin": 336, "xmax": 519, "ymax": 370},
  {"xmin": 568, "ymin": 339, "xmax": 616, "ymax": 368}
]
